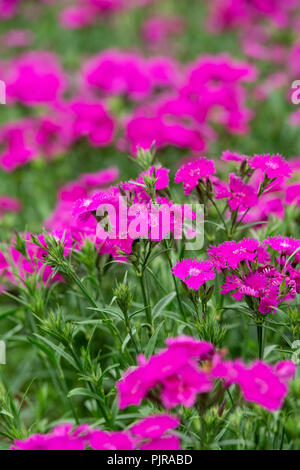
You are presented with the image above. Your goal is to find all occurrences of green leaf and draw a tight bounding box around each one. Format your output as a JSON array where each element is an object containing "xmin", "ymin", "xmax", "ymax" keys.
[
  {"xmin": 152, "ymin": 292, "xmax": 176, "ymax": 318},
  {"xmin": 144, "ymin": 321, "xmax": 164, "ymax": 358},
  {"xmin": 68, "ymin": 387, "xmax": 101, "ymax": 402},
  {"xmin": 33, "ymin": 334, "xmax": 79, "ymax": 369}
]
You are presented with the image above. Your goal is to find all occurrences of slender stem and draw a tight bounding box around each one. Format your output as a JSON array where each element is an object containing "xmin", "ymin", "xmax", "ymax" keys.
[
  {"xmin": 201, "ymin": 299, "xmax": 208, "ymax": 320},
  {"xmin": 70, "ymin": 272, "xmax": 99, "ymax": 309},
  {"xmin": 124, "ymin": 313, "xmax": 140, "ymax": 355},
  {"xmin": 165, "ymin": 248, "xmax": 186, "ymax": 321},
  {"xmin": 229, "ymin": 210, "xmax": 238, "ymax": 238},
  {"xmin": 234, "ymin": 208, "xmax": 251, "ymax": 232},
  {"xmin": 69, "ymin": 346, "xmax": 112, "ymax": 427},
  {"xmin": 208, "ymin": 196, "xmax": 228, "ymax": 237},
  {"xmin": 139, "ymin": 272, "xmax": 153, "ymax": 330},
  {"xmin": 257, "ymin": 324, "xmax": 264, "ymax": 359}
]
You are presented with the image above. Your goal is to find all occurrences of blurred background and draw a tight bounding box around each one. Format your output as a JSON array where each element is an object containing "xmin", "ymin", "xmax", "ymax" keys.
[{"xmin": 0, "ymin": 0, "xmax": 299, "ymax": 239}]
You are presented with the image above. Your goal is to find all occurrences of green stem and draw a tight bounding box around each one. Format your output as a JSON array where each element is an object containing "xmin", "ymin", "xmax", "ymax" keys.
[
  {"xmin": 257, "ymin": 324, "xmax": 264, "ymax": 359},
  {"xmin": 166, "ymin": 248, "xmax": 186, "ymax": 321},
  {"xmin": 70, "ymin": 272, "xmax": 99, "ymax": 309},
  {"xmin": 208, "ymin": 196, "xmax": 229, "ymax": 237},
  {"xmin": 69, "ymin": 346, "xmax": 112, "ymax": 427},
  {"xmin": 124, "ymin": 314, "xmax": 140, "ymax": 355},
  {"xmin": 139, "ymin": 273, "xmax": 153, "ymax": 330}
]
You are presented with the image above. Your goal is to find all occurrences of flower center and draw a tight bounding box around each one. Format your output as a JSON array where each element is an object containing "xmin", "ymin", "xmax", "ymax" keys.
[{"xmin": 189, "ymin": 267, "xmax": 201, "ymax": 276}]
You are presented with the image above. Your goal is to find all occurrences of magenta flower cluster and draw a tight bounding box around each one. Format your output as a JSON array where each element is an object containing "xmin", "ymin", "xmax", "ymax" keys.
[{"xmin": 117, "ymin": 336, "xmax": 296, "ymax": 412}]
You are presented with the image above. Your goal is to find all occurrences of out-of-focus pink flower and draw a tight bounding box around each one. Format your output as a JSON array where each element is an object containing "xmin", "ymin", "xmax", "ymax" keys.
[
  {"xmin": 240, "ymin": 194, "xmax": 285, "ymax": 226},
  {"xmin": 0, "ymin": 231, "xmax": 73, "ymax": 291},
  {"xmin": 83, "ymin": 50, "xmax": 151, "ymax": 100},
  {"xmin": 0, "ymin": 120, "xmax": 37, "ymax": 172},
  {"xmin": 89, "ymin": 430, "xmax": 134, "ymax": 450},
  {"xmin": 125, "ymin": 114, "xmax": 206, "ymax": 154},
  {"xmin": 131, "ymin": 414, "xmax": 180, "ymax": 451},
  {"xmin": 286, "ymin": 184, "xmax": 300, "ymax": 206},
  {"xmin": 147, "ymin": 56, "xmax": 181, "ymax": 89},
  {"xmin": 87, "ymin": 0, "xmax": 123, "ymax": 12},
  {"xmin": 6, "ymin": 51, "xmax": 66, "ymax": 105},
  {"xmin": 117, "ymin": 336, "xmax": 214, "ymax": 409},
  {"xmin": 79, "ymin": 167, "xmax": 119, "ymax": 188},
  {"xmin": 35, "ymin": 116, "xmax": 71, "ymax": 158},
  {"xmin": 221, "ymin": 150, "xmax": 249, "ymax": 162},
  {"xmin": 11, "ymin": 414, "xmax": 181, "ymax": 451},
  {"xmin": 141, "ymin": 16, "xmax": 185, "ymax": 49},
  {"xmin": 12, "ymin": 424, "xmax": 91, "ymax": 450},
  {"xmin": 0, "ymin": 195, "xmax": 21, "ymax": 217},
  {"xmin": 234, "ymin": 360, "xmax": 293, "ymax": 411},
  {"xmin": 1, "ymin": 29, "xmax": 33, "ymax": 48},
  {"xmin": 69, "ymin": 100, "xmax": 115, "ymax": 147},
  {"xmin": 0, "ymin": 0, "xmax": 21, "ymax": 19},
  {"xmin": 208, "ymin": 0, "xmax": 297, "ymax": 32},
  {"xmin": 59, "ymin": 6, "xmax": 95, "ymax": 29}
]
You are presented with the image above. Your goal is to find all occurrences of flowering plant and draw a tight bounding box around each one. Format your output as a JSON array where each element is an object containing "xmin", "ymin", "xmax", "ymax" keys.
[{"xmin": 0, "ymin": 0, "xmax": 300, "ymax": 453}]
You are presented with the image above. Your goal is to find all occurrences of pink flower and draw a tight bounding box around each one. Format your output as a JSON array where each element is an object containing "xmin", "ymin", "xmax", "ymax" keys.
[
  {"xmin": 171, "ymin": 259, "xmax": 216, "ymax": 290},
  {"xmin": 131, "ymin": 414, "xmax": 180, "ymax": 450},
  {"xmin": 125, "ymin": 114, "xmax": 206, "ymax": 154},
  {"xmin": 221, "ymin": 150, "xmax": 249, "ymax": 162},
  {"xmin": 0, "ymin": 0, "xmax": 21, "ymax": 19},
  {"xmin": 83, "ymin": 50, "xmax": 151, "ymax": 100},
  {"xmin": 0, "ymin": 120, "xmax": 37, "ymax": 172},
  {"xmin": 175, "ymin": 157, "xmax": 215, "ymax": 196},
  {"xmin": 234, "ymin": 361, "xmax": 291, "ymax": 411},
  {"xmin": 69, "ymin": 100, "xmax": 115, "ymax": 147},
  {"xmin": 0, "ymin": 251, "xmax": 9, "ymax": 274},
  {"xmin": 0, "ymin": 231, "xmax": 73, "ymax": 291},
  {"xmin": 0, "ymin": 196, "xmax": 21, "ymax": 217},
  {"xmin": 141, "ymin": 16, "xmax": 185, "ymax": 49},
  {"xmin": 264, "ymin": 235, "xmax": 300, "ymax": 263},
  {"xmin": 218, "ymin": 173, "xmax": 258, "ymax": 211},
  {"xmin": 6, "ymin": 52, "xmax": 66, "ymax": 105},
  {"xmin": 161, "ymin": 362, "xmax": 212, "ymax": 408},
  {"xmin": 60, "ymin": 6, "xmax": 95, "ymax": 29},
  {"xmin": 35, "ymin": 116, "xmax": 70, "ymax": 158},
  {"xmin": 72, "ymin": 187, "xmax": 120, "ymax": 222},
  {"xmin": 87, "ymin": 0, "xmax": 123, "ymax": 12},
  {"xmin": 274, "ymin": 361, "xmax": 297, "ymax": 383},
  {"xmin": 249, "ymin": 154, "xmax": 293, "ymax": 179},
  {"xmin": 211, "ymin": 355, "xmax": 238, "ymax": 387},
  {"xmin": 286, "ymin": 184, "xmax": 300, "ymax": 206},
  {"xmin": 117, "ymin": 336, "xmax": 214, "ymax": 409},
  {"xmin": 1, "ymin": 29, "xmax": 33, "ymax": 48},
  {"xmin": 11, "ymin": 415, "xmax": 181, "ymax": 451},
  {"xmin": 220, "ymin": 267, "xmax": 296, "ymax": 314},
  {"xmin": 147, "ymin": 56, "xmax": 180, "ymax": 89},
  {"xmin": 79, "ymin": 167, "xmax": 119, "ymax": 188},
  {"xmin": 12, "ymin": 424, "xmax": 91, "ymax": 450},
  {"xmin": 207, "ymin": 238, "xmax": 259, "ymax": 271},
  {"xmin": 89, "ymin": 431, "xmax": 134, "ymax": 450}
]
